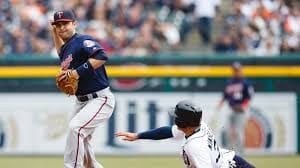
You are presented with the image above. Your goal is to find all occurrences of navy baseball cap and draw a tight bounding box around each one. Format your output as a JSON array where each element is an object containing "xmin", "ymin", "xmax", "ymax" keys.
[{"xmin": 52, "ymin": 10, "xmax": 76, "ymax": 25}]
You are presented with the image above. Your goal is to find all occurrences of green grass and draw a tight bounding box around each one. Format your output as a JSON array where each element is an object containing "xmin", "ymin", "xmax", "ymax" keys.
[{"xmin": 0, "ymin": 155, "xmax": 300, "ymax": 168}]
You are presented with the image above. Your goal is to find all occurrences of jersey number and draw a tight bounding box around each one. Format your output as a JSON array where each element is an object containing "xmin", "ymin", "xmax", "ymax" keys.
[
  {"xmin": 182, "ymin": 150, "xmax": 190, "ymax": 166},
  {"xmin": 208, "ymin": 135, "xmax": 221, "ymax": 163}
]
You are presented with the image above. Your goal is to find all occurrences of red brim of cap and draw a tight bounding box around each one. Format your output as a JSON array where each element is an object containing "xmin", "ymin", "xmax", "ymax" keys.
[{"xmin": 51, "ymin": 19, "xmax": 74, "ymax": 25}]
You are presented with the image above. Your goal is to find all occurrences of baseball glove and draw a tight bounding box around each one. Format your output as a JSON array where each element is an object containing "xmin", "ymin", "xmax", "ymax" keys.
[{"xmin": 56, "ymin": 70, "xmax": 79, "ymax": 95}]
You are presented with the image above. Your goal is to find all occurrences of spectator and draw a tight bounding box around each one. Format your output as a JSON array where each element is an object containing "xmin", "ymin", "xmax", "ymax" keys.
[
  {"xmin": 179, "ymin": 0, "xmax": 221, "ymax": 45},
  {"xmin": 214, "ymin": 34, "xmax": 238, "ymax": 53},
  {"xmin": 0, "ymin": 23, "xmax": 12, "ymax": 55},
  {"xmin": 0, "ymin": 39, "xmax": 5, "ymax": 56},
  {"xmin": 0, "ymin": 0, "xmax": 299, "ymax": 56}
]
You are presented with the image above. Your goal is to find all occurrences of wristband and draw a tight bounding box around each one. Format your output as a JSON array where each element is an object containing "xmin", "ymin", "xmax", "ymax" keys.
[{"xmin": 76, "ymin": 61, "xmax": 94, "ymax": 77}]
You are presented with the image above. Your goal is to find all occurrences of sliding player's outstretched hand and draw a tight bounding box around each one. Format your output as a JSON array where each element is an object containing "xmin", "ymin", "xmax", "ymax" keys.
[{"xmin": 115, "ymin": 132, "xmax": 138, "ymax": 141}]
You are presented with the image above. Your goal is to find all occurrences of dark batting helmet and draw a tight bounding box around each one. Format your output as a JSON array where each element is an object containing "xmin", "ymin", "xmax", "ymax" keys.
[{"xmin": 169, "ymin": 100, "xmax": 202, "ymax": 128}]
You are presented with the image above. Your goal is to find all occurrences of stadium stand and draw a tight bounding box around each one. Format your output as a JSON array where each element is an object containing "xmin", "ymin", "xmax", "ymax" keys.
[{"xmin": 0, "ymin": 0, "xmax": 299, "ymax": 56}]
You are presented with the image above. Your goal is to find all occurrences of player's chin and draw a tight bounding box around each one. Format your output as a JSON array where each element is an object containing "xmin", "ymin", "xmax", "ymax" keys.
[
  {"xmin": 61, "ymin": 34, "xmax": 68, "ymax": 39},
  {"xmin": 59, "ymin": 32, "xmax": 70, "ymax": 39}
]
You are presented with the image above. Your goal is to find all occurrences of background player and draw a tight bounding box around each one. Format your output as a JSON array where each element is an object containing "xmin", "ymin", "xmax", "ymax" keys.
[
  {"xmin": 116, "ymin": 100, "xmax": 255, "ymax": 168},
  {"xmin": 217, "ymin": 62, "xmax": 254, "ymax": 154},
  {"xmin": 50, "ymin": 10, "xmax": 115, "ymax": 168}
]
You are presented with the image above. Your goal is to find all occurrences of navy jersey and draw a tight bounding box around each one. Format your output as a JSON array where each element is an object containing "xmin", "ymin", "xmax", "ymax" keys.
[
  {"xmin": 59, "ymin": 33, "xmax": 109, "ymax": 95},
  {"xmin": 223, "ymin": 78, "xmax": 253, "ymax": 107}
]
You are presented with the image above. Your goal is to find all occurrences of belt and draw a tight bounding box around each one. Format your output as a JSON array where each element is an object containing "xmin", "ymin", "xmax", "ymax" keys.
[
  {"xmin": 76, "ymin": 87, "xmax": 109, "ymax": 102},
  {"xmin": 77, "ymin": 92, "xmax": 99, "ymax": 102}
]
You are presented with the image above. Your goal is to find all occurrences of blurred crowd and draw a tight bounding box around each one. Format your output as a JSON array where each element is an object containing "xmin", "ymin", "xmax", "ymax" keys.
[
  {"xmin": 215, "ymin": 0, "xmax": 300, "ymax": 56},
  {"xmin": 0, "ymin": 0, "xmax": 299, "ymax": 57}
]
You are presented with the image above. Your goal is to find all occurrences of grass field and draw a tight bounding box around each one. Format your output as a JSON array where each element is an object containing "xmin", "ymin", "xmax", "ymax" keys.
[{"xmin": 1, "ymin": 155, "xmax": 300, "ymax": 168}]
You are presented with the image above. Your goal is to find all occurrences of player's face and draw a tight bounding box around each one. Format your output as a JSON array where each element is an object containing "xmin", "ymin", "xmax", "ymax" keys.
[
  {"xmin": 54, "ymin": 21, "xmax": 76, "ymax": 41},
  {"xmin": 232, "ymin": 68, "xmax": 242, "ymax": 78}
]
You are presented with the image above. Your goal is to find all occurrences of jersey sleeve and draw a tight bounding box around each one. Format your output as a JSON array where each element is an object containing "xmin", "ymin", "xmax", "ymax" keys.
[
  {"xmin": 184, "ymin": 140, "xmax": 213, "ymax": 168},
  {"xmin": 82, "ymin": 38, "xmax": 108, "ymax": 60},
  {"xmin": 243, "ymin": 81, "xmax": 254, "ymax": 100},
  {"xmin": 222, "ymin": 80, "xmax": 231, "ymax": 100},
  {"xmin": 137, "ymin": 126, "xmax": 173, "ymax": 140},
  {"xmin": 171, "ymin": 125, "xmax": 185, "ymax": 140}
]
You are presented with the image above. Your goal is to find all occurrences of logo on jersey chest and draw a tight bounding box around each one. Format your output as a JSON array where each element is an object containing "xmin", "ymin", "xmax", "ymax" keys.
[
  {"xmin": 61, "ymin": 54, "xmax": 73, "ymax": 70},
  {"xmin": 225, "ymin": 83, "xmax": 243, "ymax": 94}
]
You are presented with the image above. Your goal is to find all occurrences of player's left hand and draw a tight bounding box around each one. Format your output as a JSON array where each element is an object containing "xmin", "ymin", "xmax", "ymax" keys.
[
  {"xmin": 57, "ymin": 70, "xmax": 79, "ymax": 81},
  {"xmin": 229, "ymin": 160, "xmax": 237, "ymax": 168},
  {"xmin": 115, "ymin": 132, "xmax": 138, "ymax": 141},
  {"xmin": 56, "ymin": 69, "xmax": 79, "ymax": 95}
]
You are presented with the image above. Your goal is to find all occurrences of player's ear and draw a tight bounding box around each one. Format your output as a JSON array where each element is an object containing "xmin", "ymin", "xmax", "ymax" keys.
[{"xmin": 72, "ymin": 21, "xmax": 77, "ymax": 27}]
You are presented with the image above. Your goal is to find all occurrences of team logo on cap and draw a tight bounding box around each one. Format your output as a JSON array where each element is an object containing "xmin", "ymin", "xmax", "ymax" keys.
[{"xmin": 57, "ymin": 11, "xmax": 64, "ymax": 18}]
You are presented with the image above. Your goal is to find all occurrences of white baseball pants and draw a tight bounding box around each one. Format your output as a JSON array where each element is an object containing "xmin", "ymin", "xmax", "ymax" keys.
[{"xmin": 64, "ymin": 87, "xmax": 115, "ymax": 168}]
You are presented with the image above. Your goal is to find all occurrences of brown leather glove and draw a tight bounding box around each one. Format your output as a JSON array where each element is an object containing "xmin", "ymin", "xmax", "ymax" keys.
[{"xmin": 56, "ymin": 70, "xmax": 79, "ymax": 95}]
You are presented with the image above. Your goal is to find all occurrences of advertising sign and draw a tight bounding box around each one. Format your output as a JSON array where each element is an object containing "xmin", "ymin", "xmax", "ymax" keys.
[{"xmin": 0, "ymin": 93, "xmax": 297, "ymax": 155}]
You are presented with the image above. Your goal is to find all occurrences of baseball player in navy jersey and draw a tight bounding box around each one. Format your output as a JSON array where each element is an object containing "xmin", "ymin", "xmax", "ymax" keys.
[
  {"xmin": 116, "ymin": 100, "xmax": 255, "ymax": 168},
  {"xmin": 217, "ymin": 62, "xmax": 254, "ymax": 155},
  {"xmin": 50, "ymin": 10, "xmax": 115, "ymax": 168}
]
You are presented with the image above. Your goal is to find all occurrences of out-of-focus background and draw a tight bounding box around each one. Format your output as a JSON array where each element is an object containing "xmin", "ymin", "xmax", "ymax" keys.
[
  {"xmin": 0, "ymin": 0, "xmax": 300, "ymax": 167},
  {"xmin": 0, "ymin": 0, "xmax": 300, "ymax": 56}
]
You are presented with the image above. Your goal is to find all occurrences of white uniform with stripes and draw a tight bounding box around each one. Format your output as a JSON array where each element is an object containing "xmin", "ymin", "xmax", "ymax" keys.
[
  {"xmin": 64, "ymin": 87, "xmax": 115, "ymax": 168},
  {"xmin": 171, "ymin": 122, "xmax": 235, "ymax": 168}
]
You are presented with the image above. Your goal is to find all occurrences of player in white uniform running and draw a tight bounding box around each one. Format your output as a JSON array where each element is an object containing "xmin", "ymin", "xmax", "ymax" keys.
[{"xmin": 116, "ymin": 100, "xmax": 255, "ymax": 168}]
